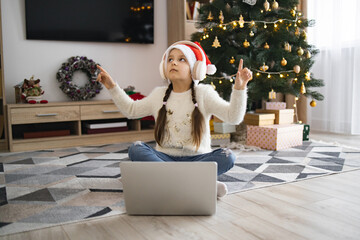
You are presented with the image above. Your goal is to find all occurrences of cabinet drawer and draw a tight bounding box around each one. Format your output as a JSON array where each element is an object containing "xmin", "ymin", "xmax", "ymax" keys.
[
  {"xmin": 10, "ymin": 106, "xmax": 80, "ymax": 124},
  {"xmin": 80, "ymin": 104, "xmax": 125, "ymax": 120}
]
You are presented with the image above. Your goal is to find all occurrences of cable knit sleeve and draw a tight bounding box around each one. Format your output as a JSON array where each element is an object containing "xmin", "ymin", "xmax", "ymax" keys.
[
  {"xmin": 108, "ymin": 85, "xmax": 163, "ymax": 119},
  {"xmin": 202, "ymin": 85, "xmax": 247, "ymax": 124}
]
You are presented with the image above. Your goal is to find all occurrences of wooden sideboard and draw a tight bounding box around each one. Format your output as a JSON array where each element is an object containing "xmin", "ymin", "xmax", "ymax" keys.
[{"xmin": 7, "ymin": 100, "xmax": 154, "ymax": 152}]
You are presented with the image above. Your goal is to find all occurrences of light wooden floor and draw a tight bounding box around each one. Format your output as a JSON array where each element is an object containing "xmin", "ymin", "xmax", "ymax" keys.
[{"xmin": 1, "ymin": 133, "xmax": 360, "ymax": 240}]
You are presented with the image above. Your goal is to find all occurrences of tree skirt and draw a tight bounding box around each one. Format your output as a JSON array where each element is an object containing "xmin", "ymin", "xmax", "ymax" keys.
[{"xmin": 1, "ymin": 141, "xmax": 360, "ymax": 236}]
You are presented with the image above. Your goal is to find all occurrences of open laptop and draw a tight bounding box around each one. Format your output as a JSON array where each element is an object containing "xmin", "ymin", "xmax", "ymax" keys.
[{"xmin": 120, "ymin": 162, "xmax": 217, "ymax": 215}]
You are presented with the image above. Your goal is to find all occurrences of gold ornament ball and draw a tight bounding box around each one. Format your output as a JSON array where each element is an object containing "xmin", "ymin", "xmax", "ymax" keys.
[
  {"xmin": 302, "ymin": 31, "xmax": 307, "ymax": 40},
  {"xmin": 293, "ymin": 65, "xmax": 301, "ymax": 74},
  {"xmin": 297, "ymin": 47, "xmax": 304, "ymax": 56},
  {"xmin": 229, "ymin": 56, "xmax": 235, "ymax": 64},
  {"xmin": 306, "ymin": 51, "xmax": 312, "ymax": 58},
  {"xmin": 264, "ymin": 0, "xmax": 270, "ymax": 11},
  {"xmin": 284, "ymin": 42, "xmax": 292, "ymax": 52},
  {"xmin": 243, "ymin": 39, "xmax": 250, "ymax": 48},
  {"xmin": 310, "ymin": 100, "xmax": 316, "ymax": 107},
  {"xmin": 281, "ymin": 57, "xmax": 287, "ymax": 66},
  {"xmin": 264, "ymin": 42, "xmax": 270, "ymax": 49},
  {"xmin": 260, "ymin": 63, "xmax": 269, "ymax": 71},
  {"xmin": 272, "ymin": 0, "xmax": 279, "ymax": 9}
]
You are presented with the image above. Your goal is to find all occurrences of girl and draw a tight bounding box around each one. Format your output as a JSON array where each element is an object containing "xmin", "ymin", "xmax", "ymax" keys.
[{"xmin": 97, "ymin": 40, "xmax": 252, "ymax": 197}]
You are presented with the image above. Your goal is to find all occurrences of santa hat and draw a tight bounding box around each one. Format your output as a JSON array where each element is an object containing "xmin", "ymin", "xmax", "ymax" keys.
[{"xmin": 164, "ymin": 41, "xmax": 216, "ymax": 81}]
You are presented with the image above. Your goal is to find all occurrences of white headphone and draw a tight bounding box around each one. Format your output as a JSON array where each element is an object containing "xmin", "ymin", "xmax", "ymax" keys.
[{"xmin": 159, "ymin": 40, "xmax": 208, "ymax": 81}]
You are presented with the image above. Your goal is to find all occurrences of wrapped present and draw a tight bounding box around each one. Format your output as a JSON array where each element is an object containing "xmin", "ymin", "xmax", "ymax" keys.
[
  {"xmin": 244, "ymin": 113, "xmax": 275, "ymax": 126},
  {"xmin": 214, "ymin": 122, "xmax": 236, "ymax": 133},
  {"xmin": 303, "ymin": 124, "xmax": 310, "ymax": 141},
  {"xmin": 209, "ymin": 118, "xmax": 214, "ymax": 132},
  {"xmin": 265, "ymin": 102, "xmax": 286, "ymax": 110},
  {"xmin": 255, "ymin": 109, "xmax": 294, "ymax": 124},
  {"xmin": 246, "ymin": 124, "xmax": 303, "ymax": 150},
  {"xmin": 211, "ymin": 133, "xmax": 230, "ymax": 146}
]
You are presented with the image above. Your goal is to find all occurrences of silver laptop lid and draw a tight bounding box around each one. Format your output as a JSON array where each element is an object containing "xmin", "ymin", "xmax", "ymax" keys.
[{"xmin": 120, "ymin": 162, "xmax": 217, "ymax": 216}]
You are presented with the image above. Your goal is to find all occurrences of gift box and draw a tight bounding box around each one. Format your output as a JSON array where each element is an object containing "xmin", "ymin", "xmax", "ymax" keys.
[
  {"xmin": 209, "ymin": 119, "xmax": 214, "ymax": 132},
  {"xmin": 265, "ymin": 102, "xmax": 286, "ymax": 110},
  {"xmin": 246, "ymin": 124, "xmax": 303, "ymax": 150},
  {"xmin": 211, "ymin": 133, "xmax": 230, "ymax": 146},
  {"xmin": 244, "ymin": 113, "xmax": 275, "ymax": 126},
  {"xmin": 303, "ymin": 124, "xmax": 310, "ymax": 141},
  {"xmin": 213, "ymin": 122, "xmax": 236, "ymax": 133},
  {"xmin": 255, "ymin": 109, "xmax": 294, "ymax": 124}
]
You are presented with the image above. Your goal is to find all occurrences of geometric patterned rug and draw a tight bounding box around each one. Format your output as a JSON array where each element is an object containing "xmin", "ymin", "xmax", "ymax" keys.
[{"xmin": 1, "ymin": 140, "xmax": 360, "ymax": 236}]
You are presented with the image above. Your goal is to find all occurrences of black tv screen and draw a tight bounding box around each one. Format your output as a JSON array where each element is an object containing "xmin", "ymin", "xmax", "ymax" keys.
[{"xmin": 25, "ymin": 0, "xmax": 154, "ymax": 43}]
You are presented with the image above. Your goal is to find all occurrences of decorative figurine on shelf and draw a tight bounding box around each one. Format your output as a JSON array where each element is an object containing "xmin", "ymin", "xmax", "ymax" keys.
[{"xmin": 21, "ymin": 75, "xmax": 48, "ymax": 104}]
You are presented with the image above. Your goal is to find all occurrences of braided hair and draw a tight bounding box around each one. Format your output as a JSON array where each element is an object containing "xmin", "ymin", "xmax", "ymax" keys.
[
  {"xmin": 154, "ymin": 83, "xmax": 173, "ymax": 146},
  {"xmin": 190, "ymin": 81, "xmax": 205, "ymax": 150},
  {"xmin": 154, "ymin": 81, "xmax": 205, "ymax": 150}
]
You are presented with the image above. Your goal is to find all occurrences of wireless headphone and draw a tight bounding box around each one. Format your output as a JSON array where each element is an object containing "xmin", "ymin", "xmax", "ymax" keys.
[{"xmin": 159, "ymin": 40, "xmax": 208, "ymax": 81}]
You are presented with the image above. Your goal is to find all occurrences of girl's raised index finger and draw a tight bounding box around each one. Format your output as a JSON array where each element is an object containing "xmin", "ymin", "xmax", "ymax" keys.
[
  {"xmin": 96, "ymin": 65, "xmax": 106, "ymax": 73},
  {"xmin": 238, "ymin": 59, "xmax": 243, "ymax": 71}
]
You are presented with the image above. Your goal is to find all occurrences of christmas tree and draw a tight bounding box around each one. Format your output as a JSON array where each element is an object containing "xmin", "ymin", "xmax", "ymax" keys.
[{"xmin": 191, "ymin": 0, "xmax": 324, "ymax": 110}]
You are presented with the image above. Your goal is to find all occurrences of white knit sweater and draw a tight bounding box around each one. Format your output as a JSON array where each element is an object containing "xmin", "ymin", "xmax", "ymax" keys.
[{"xmin": 109, "ymin": 84, "xmax": 247, "ymax": 156}]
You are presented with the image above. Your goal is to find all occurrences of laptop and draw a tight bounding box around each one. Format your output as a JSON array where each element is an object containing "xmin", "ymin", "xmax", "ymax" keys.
[{"xmin": 120, "ymin": 162, "xmax": 217, "ymax": 216}]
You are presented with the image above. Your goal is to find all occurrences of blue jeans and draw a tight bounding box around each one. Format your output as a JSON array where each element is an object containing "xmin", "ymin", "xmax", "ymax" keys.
[{"xmin": 128, "ymin": 142, "xmax": 235, "ymax": 176}]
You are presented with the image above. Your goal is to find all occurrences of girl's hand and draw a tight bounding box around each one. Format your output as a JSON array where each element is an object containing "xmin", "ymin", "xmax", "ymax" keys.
[
  {"xmin": 96, "ymin": 65, "xmax": 116, "ymax": 89},
  {"xmin": 234, "ymin": 59, "xmax": 253, "ymax": 90}
]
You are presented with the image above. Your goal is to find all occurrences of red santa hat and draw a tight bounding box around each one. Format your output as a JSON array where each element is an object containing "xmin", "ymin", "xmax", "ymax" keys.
[{"xmin": 164, "ymin": 41, "xmax": 217, "ymax": 81}]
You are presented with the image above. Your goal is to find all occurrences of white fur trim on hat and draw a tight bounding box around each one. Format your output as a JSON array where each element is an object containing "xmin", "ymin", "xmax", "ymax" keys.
[{"xmin": 165, "ymin": 45, "xmax": 197, "ymax": 74}]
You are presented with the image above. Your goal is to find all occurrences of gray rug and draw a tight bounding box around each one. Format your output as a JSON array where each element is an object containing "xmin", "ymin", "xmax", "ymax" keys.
[{"xmin": 1, "ymin": 140, "xmax": 359, "ymax": 236}]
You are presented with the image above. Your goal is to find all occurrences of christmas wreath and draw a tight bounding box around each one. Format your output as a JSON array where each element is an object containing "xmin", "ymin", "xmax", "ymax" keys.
[{"xmin": 56, "ymin": 56, "xmax": 102, "ymax": 101}]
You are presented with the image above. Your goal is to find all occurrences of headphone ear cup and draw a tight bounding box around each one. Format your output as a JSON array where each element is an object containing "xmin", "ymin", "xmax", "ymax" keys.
[
  {"xmin": 159, "ymin": 58, "xmax": 166, "ymax": 80},
  {"xmin": 192, "ymin": 61, "xmax": 207, "ymax": 81}
]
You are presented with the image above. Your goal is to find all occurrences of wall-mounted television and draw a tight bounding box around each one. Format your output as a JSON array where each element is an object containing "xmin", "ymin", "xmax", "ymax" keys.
[{"xmin": 25, "ymin": 0, "xmax": 154, "ymax": 44}]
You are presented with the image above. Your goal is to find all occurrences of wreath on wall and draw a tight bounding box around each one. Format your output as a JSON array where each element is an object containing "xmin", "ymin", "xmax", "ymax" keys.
[{"xmin": 56, "ymin": 56, "xmax": 102, "ymax": 101}]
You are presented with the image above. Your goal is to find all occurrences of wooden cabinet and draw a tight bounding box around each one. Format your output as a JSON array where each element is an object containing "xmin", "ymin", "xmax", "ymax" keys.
[
  {"xmin": 7, "ymin": 100, "xmax": 154, "ymax": 152},
  {"xmin": 10, "ymin": 106, "xmax": 80, "ymax": 124}
]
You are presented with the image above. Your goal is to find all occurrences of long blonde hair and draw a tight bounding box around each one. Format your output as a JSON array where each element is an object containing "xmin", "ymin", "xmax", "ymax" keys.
[{"xmin": 154, "ymin": 81, "xmax": 205, "ymax": 149}]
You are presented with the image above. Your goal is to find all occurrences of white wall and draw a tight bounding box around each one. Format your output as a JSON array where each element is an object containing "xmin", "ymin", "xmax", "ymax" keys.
[{"xmin": 1, "ymin": 0, "xmax": 168, "ymax": 104}]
